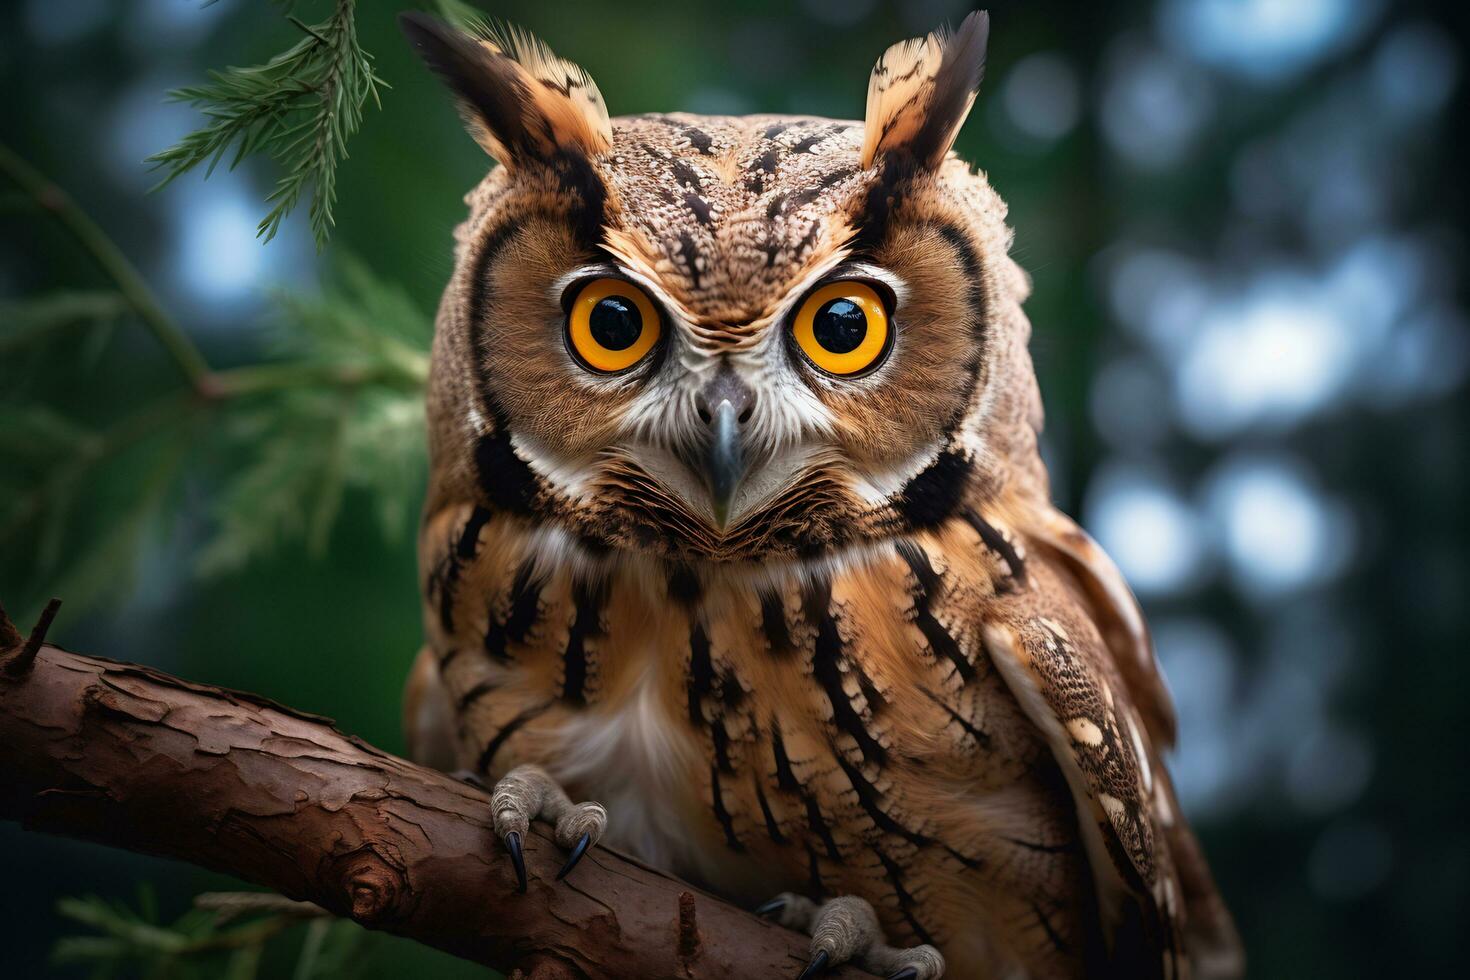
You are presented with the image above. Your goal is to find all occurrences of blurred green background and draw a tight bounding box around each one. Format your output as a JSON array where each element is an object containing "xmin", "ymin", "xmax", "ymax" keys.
[{"xmin": 2, "ymin": 0, "xmax": 1466, "ymax": 976}]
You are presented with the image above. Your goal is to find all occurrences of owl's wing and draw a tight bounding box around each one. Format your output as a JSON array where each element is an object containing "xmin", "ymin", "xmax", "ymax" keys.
[
  {"xmin": 981, "ymin": 606, "xmax": 1182, "ymax": 977},
  {"xmin": 979, "ymin": 499, "xmax": 1241, "ymax": 978},
  {"xmin": 1023, "ymin": 505, "xmax": 1178, "ymax": 746}
]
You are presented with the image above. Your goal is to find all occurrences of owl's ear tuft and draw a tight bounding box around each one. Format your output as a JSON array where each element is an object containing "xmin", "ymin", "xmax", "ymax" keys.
[
  {"xmin": 398, "ymin": 12, "xmax": 612, "ymax": 169},
  {"xmin": 860, "ymin": 10, "xmax": 989, "ymax": 171}
]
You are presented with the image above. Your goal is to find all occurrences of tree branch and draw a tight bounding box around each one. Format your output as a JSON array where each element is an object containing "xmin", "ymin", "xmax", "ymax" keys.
[
  {"xmin": 0, "ymin": 618, "xmax": 870, "ymax": 978},
  {"xmin": 0, "ymin": 142, "xmax": 211, "ymax": 387}
]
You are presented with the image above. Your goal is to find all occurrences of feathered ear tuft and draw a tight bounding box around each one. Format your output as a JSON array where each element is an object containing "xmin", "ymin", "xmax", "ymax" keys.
[
  {"xmin": 398, "ymin": 12, "xmax": 611, "ymax": 169},
  {"xmin": 860, "ymin": 11, "xmax": 989, "ymax": 171}
]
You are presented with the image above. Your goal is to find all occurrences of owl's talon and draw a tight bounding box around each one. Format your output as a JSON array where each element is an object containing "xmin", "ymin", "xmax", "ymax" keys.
[
  {"xmin": 761, "ymin": 892, "xmax": 944, "ymax": 980},
  {"xmin": 488, "ymin": 764, "xmax": 605, "ymax": 893},
  {"xmin": 797, "ymin": 949, "xmax": 830, "ymax": 979},
  {"xmin": 755, "ymin": 897, "xmax": 786, "ymax": 918},
  {"xmin": 503, "ymin": 830, "xmax": 527, "ymax": 893},
  {"xmin": 555, "ymin": 832, "xmax": 592, "ymax": 880}
]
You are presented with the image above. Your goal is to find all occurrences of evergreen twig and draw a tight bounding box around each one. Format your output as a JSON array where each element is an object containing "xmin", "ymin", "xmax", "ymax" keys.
[
  {"xmin": 0, "ymin": 142, "xmax": 212, "ymax": 386},
  {"xmin": 146, "ymin": 0, "xmax": 386, "ymax": 250}
]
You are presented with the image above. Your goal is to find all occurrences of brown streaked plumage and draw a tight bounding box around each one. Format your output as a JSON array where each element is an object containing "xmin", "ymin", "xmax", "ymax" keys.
[{"xmin": 400, "ymin": 9, "xmax": 1241, "ymax": 979}]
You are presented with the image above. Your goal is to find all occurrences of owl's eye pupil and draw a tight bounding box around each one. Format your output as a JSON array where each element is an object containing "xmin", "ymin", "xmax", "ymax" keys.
[
  {"xmin": 812, "ymin": 298, "xmax": 868, "ymax": 354},
  {"xmin": 588, "ymin": 296, "xmax": 643, "ymax": 351}
]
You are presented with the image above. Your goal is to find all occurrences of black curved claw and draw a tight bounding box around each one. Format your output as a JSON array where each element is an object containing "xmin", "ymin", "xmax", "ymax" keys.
[
  {"xmin": 504, "ymin": 830, "xmax": 527, "ymax": 893},
  {"xmin": 797, "ymin": 949, "xmax": 830, "ymax": 980},
  {"xmin": 555, "ymin": 832, "xmax": 592, "ymax": 881},
  {"xmin": 754, "ymin": 897, "xmax": 786, "ymax": 919},
  {"xmin": 887, "ymin": 969, "xmax": 919, "ymax": 980}
]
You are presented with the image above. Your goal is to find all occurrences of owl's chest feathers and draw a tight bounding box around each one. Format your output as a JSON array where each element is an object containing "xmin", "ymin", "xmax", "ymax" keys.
[{"xmin": 426, "ymin": 504, "xmax": 1043, "ymax": 881}]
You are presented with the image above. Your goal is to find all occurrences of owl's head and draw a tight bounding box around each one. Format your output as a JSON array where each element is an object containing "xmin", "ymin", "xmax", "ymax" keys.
[{"xmin": 404, "ymin": 10, "xmax": 1047, "ymax": 565}]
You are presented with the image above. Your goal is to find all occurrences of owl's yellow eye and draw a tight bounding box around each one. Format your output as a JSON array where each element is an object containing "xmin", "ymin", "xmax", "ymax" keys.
[
  {"xmin": 791, "ymin": 281, "xmax": 891, "ymax": 376},
  {"xmin": 566, "ymin": 278, "xmax": 661, "ymax": 373}
]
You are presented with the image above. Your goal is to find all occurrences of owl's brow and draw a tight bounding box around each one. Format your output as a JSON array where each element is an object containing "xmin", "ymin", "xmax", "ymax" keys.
[{"xmin": 551, "ymin": 260, "xmax": 688, "ymax": 323}]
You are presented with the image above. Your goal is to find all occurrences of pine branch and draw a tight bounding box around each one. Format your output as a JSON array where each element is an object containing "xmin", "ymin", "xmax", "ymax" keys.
[
  {"xmin": 147, "ymin": 0, "xmax": 385, "ymax": 250},
  {"xmin": 0, "ymin": 142, "xmax": 211, "ymax": 385},
  {"xmin": 1, "ymin": 255, "xmax": 430, "ymax": 610},
  {"xmin": 52, "ymin": 887, "xmax": 350, "ymax": 979},
  {"xmin": 0, "ymin": 291, "xmax": 128, "ymax": 357}
]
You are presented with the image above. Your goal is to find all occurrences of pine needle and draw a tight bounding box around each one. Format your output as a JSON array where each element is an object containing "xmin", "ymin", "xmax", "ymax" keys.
[{"xmin": 146, "ymin": 0, "xmax": 386, "ymax": 250}]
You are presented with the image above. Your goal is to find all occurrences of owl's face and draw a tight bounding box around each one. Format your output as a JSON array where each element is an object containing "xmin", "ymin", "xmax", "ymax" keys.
[{"xmin": 407, "ymin": 12, "xmax": 1038, "ymax": 563}]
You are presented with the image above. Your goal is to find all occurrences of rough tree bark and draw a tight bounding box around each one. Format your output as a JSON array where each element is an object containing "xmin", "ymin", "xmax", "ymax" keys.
[{"xmin": 0, "ymin": 602, "xmax": 870, "ymax": 979}]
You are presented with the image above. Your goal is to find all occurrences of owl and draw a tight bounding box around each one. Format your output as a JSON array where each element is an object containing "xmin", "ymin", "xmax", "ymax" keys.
[{"xmin": 399, "ymin": 10, "xmax": 1242, "ymax": 980}]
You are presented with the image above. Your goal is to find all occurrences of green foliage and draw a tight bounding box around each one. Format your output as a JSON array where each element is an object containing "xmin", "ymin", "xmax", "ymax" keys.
[
  {"xmin": 53, "ymin": 887, "xmax": 372, "ymax": 980},
  {"xmin": 0, "ymin": 291, "xmax": 128, "ymax": 360},
  {"xmin": 432, "ymin": 0, "xmax": 492, "ymax": 33},
  {"xmin": 147, "ymin": 0, "xmax": 386, "ymax": 250},
  {"xmin": 0, "ymin": 253, "xmax": 430, "ymax": 610},
  {"xmin": 197, "ymin": 257, "xmax": 431, "ymax": 574}
]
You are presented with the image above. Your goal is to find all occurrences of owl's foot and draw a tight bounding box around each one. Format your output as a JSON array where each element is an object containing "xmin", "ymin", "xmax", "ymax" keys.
[
  {"xmin": 757, "ymin": 893, "xmax": 944, "ymax": 980},
  {"xmin": 482, "ymin": 764, "xmax": 607, "ymax": 893}
]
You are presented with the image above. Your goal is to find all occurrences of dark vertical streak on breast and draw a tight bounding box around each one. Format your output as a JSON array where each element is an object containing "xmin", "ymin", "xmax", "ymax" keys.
[
  {"xmin": 801, "ymin": 575, "xmax": 832, "ymax": 629},
  {"xmin": 805, "ymin": 796, "xmax": 844, "ymax": 862},
  {"xmin": 805, "ymin": 842, "xmax": 827, "ymax": 898},
  {"xmin": 668, "ymin": 564, "xmax": 701, "ymax": 604},
  {"xmin": 759, "ymin": 589, "xmax": 791, "ymax": 656},
  {"xmin": 687, "ymin": 624, "xmax": 714, "ymax": 726},
  {"xmin": 503, "ymin": 561, "xmax": 544, "ymax": 643},
  {"xmin": 963, "ymin": 509, "xmax": 1027, "ymax": 585},
  {"xmin": 770, "ymin": 722, "xmax": 800, "ymax": 793},
  {"xmin": 561, "ymin": 579, "xmax": 606, "ymax": 705},
  {"xmin": 710, "ymin": 764, "xmax": 745, "ymax": 852},
  {"xmin": 438, "ymin": 506, "xmax": 491, "ymax": 632},
  {"xmin": 711, "ymin": 718, "xmax": 735, "ymax": 774},
  {"xmin": 771, "ymin": 722, "xmax": 843, "ymax": 862},
  {"xmin": 831, "ymin": 751, "xmax": 931, "ymax": 846},
  {"xmin": 754, "ymin": 775, "xmax": 788, "ymax": 845},
  {"xmin": 813, "ymin": 612, "xmax": 888, "ymax": 766},
  {"xmin": 485, "ymin": 558, "xmax": 543, "ymax": 662},
  {"xmin": 896, "ymin": 540, "xmax": 975, "ymax": 683},
  {"xmin": 477, "ymin": 699, "xmax": 553, "ymax": 773},
  {"xmin": 874, "ymin": 846, "xmax": 938, "ymax": 946}
]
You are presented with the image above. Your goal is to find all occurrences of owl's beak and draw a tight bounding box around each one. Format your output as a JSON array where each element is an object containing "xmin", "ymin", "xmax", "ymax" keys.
[
  {"xmin": 696, "ymin": 371, "xmax": 755, "ymax": 529},
  {"xmin": 705, "ymin": 400, "xmax": 747, "ymax": 528}
]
